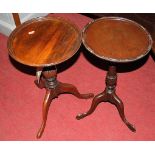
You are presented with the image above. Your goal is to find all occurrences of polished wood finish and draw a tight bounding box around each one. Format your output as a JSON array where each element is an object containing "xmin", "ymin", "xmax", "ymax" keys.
[
  {"xmin": 82, "ymin": 17, "xmax": 152, "ymax": 62},
  {"xmin": 77, "ymin": 65, "xmax": 136, "ymax": 132},
  {"xmin": 12, "ymin": 13, "xmax": 21, "ymax": 27},
  {"xmin": 7, "ymin": 16, "xmax": 94, "ymax": 138},
  {"xmin": 77, "ymin": 17, "xmax": 152, "ymax": 132},
  {"xmin": 83, "ymin": 13, "xmax": 155, "ymax": 41},
  {"xmin": 8, "ymin": 16, "xmax": 81, "ymax": 67},
  {"xmin": 35, "ymin": 69, "xmax": 94, "ymax": 139}
]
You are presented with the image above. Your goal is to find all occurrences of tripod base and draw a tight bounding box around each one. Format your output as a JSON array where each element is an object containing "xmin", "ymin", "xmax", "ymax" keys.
[
  {"xmin": 35, "ymin": 69, "xmax": 94, "ymax": 139},
  {"xmin": 76, "ymin": 66, "xmax": 136, "ymax": 132}
]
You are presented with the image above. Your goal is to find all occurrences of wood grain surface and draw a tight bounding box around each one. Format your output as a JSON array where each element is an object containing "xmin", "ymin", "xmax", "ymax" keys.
[
  {"xmin": 82, "ymin": 17, "xmax": 152, "ymax": 63},
  {"xmin": 7, "ymin": 16, "xmax": 81, "ymax": 67}
]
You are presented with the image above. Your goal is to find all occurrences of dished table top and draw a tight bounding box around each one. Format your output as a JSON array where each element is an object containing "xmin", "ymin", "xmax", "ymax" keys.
[
  {"xmin": 7, "ymin": 16, "xmax": 81, "ymax": 67},
  {"xmin": 82, "ymin": 17, "xmax": 152, "ymax": 63}
]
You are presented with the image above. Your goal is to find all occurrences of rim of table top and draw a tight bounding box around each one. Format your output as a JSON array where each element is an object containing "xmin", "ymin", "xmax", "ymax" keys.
[
  {"xmin": 82, "ymin": 16, "xmax": 153, "ymax": 63},
  {"xmin": 7, "ymin": 16, "xmax": 82, "ymax": 67}
]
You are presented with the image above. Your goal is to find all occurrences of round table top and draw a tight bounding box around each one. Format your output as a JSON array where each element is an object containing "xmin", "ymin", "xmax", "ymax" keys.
[
  {"xmin": 7, "ymin": 16, "xmax": 81, "ymax": 67},
  {"xmin": 82, "ymin": 17, "xmax": 152, "ymax": 63}
]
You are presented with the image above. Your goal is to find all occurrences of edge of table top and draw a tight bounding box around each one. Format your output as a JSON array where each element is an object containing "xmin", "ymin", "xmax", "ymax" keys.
[
  {"xmin": 82, "ymin": 17, "xmax": 153, "ymax": 63},
  {"xmin": 7, "ymin": 16, "xmax": 82, "ymax": 67}
]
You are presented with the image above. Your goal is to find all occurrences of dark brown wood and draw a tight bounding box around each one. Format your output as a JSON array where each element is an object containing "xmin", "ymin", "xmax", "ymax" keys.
[
  {"xmin": 82, "ymin": 17, "xmax": 152, "ymax": 63},
  {"xmin": 78, "ymin": 17, "xmax": 153, "ymax": 132},
  {"xmin": 82, "ymin": 13, "xmax": 155, "ymax": 40},
  {"xmin": 35, "ymin": 69, "xmax": 94, "ymax": 139},
  {"xmin": 76, "ymin": 65, "xmax": 136, "ymax": 132},
  {"xmin": 7, "ymin": 16, "xmax": 81, "ymax": 67},
  {"xmin": 12, "ymin": 13, "xmax": 21, "ymax": 27},
  {"xmin": 7, "ymin": 16, "xmax": 94, "ymax": 138}
]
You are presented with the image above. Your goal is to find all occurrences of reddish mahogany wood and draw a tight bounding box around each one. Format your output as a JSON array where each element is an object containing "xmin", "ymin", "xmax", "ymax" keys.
[
  {"xmin": 7, "ymin": 16, "xmax": 94, "ymax": 139},
  {"xmin": 76, "ymin": 66, "xmax": 136, "ymax": 132},
  {"xmin": 35, "ymin": 69, "xmax": 94, "ymax": 139},
  {"xmin": 77, "ymin": 17, "xmax": 153, "ymax": 132},
  {"xmin": 7, "ymin": 16, "xmax": 81, "ymax": 67},
  {"xmin": 82, "ymin": 17, "xmax": 152, "ymax": 62}
]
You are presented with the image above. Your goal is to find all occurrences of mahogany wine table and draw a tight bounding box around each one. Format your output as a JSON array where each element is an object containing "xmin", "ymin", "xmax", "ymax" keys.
[
  {"xmin": 7, "ymin": 16, "xmax": 94, "ymax": 138},
  {"xmin": 76, "ymin": 17, "xmax": 153, "ymax": 132}
]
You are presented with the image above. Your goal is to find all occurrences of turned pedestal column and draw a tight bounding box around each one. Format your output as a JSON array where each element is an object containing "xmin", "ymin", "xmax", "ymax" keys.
[
  {"xmin": 7, "ymin": 16, "xmax": 94, "ymax": 138},
  {"xmin": 35, "ymin": 68, "xmax": 93, "ymax": 138},
  {"xmin": 77, "ymin": 65, "xmax": 135, "ymax": 132},
  {"xmin": 77, "ymin": 17, "xmax": 152, "ymax": 132}
]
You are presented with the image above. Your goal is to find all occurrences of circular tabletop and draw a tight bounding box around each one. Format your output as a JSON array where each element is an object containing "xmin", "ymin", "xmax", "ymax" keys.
[
  {"xmin": 7, "ymin": 16, "xmax": 81, "ymax": 67},
  {"xmin": 82, "ymin": 17, "xmax": 152, "ymax": 63}
]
